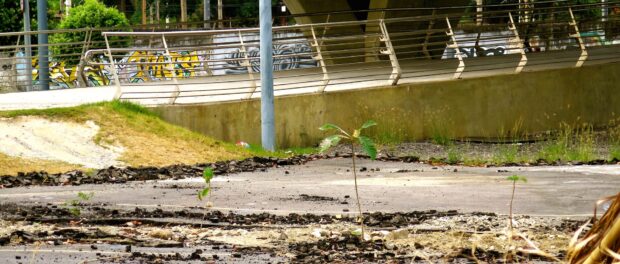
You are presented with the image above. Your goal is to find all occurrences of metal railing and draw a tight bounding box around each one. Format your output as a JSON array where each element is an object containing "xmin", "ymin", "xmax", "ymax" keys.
[
  {"xmin": 0, "ymin": 19, "xmax": 254, "ymax": 93},
  {"xmin": 1, "ymin": 1, "xmax": 619, "ymax": 106}
]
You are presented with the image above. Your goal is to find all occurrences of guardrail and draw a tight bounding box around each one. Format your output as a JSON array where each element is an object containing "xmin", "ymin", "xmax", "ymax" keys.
[{"xmin": 1, "ymin": 1, "xmax": 619, "ymax": 105}]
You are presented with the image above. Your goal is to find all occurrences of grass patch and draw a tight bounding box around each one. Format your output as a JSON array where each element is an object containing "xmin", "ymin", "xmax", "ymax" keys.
[
  {"xmin": 492, "ymin": 144, "xmax": 520, "ymax": 164},
  {"xmin": 0, "ymin": 100, "xmax": 257, "ymax": 175},
  {"xmin": 610, "ymin": 145, "xmax": 620, "ymax": 161},
  {"xmin": 537, "ymin": 123, "xmax": 596, "ymax": 162},
  {"xmin": 446, "ymin": 146, "xmax": 461, "ymax": 165}
]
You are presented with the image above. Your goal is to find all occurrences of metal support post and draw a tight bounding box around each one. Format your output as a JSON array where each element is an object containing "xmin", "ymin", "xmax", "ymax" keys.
[
  {"xmin": 311, "ymin": 26, "xmax": 329, "ymax": 93},
  {"xmin": 103, "ymin": 34, "xmax": 123, "ymax": 99},
  {"xmin": 239, "ymin": 31, "xmax": 258, "ymax": 99},
  {"xmin": 569, "ymin": 8, "xmax": 588, "ymax": 67},
  {"xmin": 378, "ymin": 19, "xmax": 401, "ymax": 85},
  {"xmin": 161, "ymin": 35, "xmax": 181, "ymax": 104},
  {"xmin": 37, "ymin": 0, "xmax": 50, "ymax": 90},
  {"xmin": 260, "ymin": 0, "xmax": 275, "ymax": 151},
  {"xmin": 509, "ymin": 13, "xmax": 527, "ymax": 74},
  {"xmin": 445, "ymin": 17, "xmax": 465, "ymax": 79},
  {"xmin": 204, "ymin": 0, "xmax": 211, "ymax": 29},
  {"xmin": 23, "ymin": 0, "xmax": 33, "ymax": 91}
]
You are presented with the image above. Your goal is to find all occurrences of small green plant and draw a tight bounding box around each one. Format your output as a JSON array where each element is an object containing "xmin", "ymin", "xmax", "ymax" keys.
[
  {"xmin": 538, "ymin": 123, "xmax": 596, "ymax": 163},
  {"xmin": 446, "ymin": 146, "xmax": 461, "ymax": 165},
  {"xmin": 431, "ymin": 130, "xmax": 451, "ymax": 146},
  {"xmin": 506, "ymin": 175, "xmax": 527, "ymax": 232},
  {"xmin": 494, "ymin": 144, "xmax": 519, "ymax": 164},
  {"xmin": 65, "ymin": 191, "xmax": 94, "ymax": 217},
  {"xmin": 610, "ymin": 146, "xmax": 620, "ymax": 161},
  {"xmin": 197, "ymin": 167, "xmax": 214, "ymax": 207},
  {"xmin": 319, "ymin": 120, "xmax": 377, "ymax": 240}
]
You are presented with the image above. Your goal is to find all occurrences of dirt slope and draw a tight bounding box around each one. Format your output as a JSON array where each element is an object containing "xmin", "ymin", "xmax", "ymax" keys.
[{"xmin": 0, "ymin": 101, "xmax": 252, "ymax": 175}]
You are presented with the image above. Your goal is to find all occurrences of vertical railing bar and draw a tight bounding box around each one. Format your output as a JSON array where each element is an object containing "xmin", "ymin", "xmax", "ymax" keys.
[
  {"xmin": 311, "ymin": 25, "xmax": 330, "ymax": 93},
  {"xmin": 161, "ymin": 34, "xmax": 181, "ymax": 104},
  {"xmin": 202, "ymin": 33, "xmax": 214, "ymax": 77},
  {"xmin": 103, "ymin": 33, "xmax": 123, "ymax": 99},
  {"xmin": 146, "ymin": 29, "xmax": 156, "ymax": 82},
  {"xmin": 422, "ymin": 9, "xmax": 437, "ymax": 59},
  {"xmin": 509, "ymin": 12, "xmax": 527, "ymax": 74},
  {"xmin": 569, "ymin": 7, "xmax": 588, "ymax": 67},
  {"xmin": 13, "ymin": 35, "xmax": 21, "ymax": 90},
  {"xmin": 319, "ymin": 14, "xmax": 331, "ymax": 47},
  {"xmin": 445, "ymin": 17, "xmax": 465, "ymax": 79},
  {"xmin": 378, "ymin": 19, "xmax": 401, "ymax": 86},
  {"xmin": 239, "ymin": 31, "xmax": 258, "ymax": 99},
  {"xmin": 76, "ymin": 28, "xmax": 92, "ymax": 87}
]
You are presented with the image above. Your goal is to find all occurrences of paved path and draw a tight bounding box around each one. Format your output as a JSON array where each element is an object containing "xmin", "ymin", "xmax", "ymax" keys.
[{"xmin": 1, "ymin": 159, "xmax": 618, "ymax": 216}]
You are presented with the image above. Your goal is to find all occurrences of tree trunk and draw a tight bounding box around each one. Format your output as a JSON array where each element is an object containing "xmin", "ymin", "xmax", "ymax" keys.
[
  {"xmin": 181, "ymin": 0, "xmax": 187, "ymax": 28},
  {"xmin": 217, "ymin": 0, "xmax": 223, "ymax": 28},
  {"xmin": 141, "ymin": 0, "xmax": 146, "ymax": 25}
]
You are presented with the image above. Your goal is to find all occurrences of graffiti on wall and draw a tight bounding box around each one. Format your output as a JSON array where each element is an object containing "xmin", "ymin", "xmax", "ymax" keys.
[
  {"xmin": 2, "ymin": 32, "xmax": 318, "ymax": 89},
  {"xmin": 30, "ymin": 60, "xmax": 111, "ymax": 89},
  {"xmin": 224, "ymin": 44, "xmax": 318, "ymax": 74},
  {"xmin": 117, "ymin": 51, "xmax": 201, "ymax": 83},
  {"xmin": 210, "ymin": 32, "xmax": 318, "ymax": 75},
  {"xmin": 442, "ymin": 31, "xmax": 522, "ymax": 59}
]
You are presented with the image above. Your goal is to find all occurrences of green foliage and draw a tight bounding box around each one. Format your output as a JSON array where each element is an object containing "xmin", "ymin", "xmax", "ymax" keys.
[
  {"xmin": 506, "ymin": 175, "xmax": 527, "ymax": 183},
  {"xmin": 358, "ymin": 136, "xmax": 377, "ymax": 160},
  {"xmin": 197, "ymin": 167, "xmax": 214, "ymax": 201},
  {"xmin": 319, "ymin": 120, "xmax": 377, "ymax": 160},
  {"xmin": 431, "ymin": 127, "xmax": 451, "ymax": 146},
  {"xmin": 0, "ymin": 0, "xmax": 34, "ymax": 45},
  {"xmin": 77, "ymin": 191, "xmax": 94, "ymax": 201},
  {"xmin": 493, "ymin": 144, "xmax": 519, "ymax": 164},
  {"xmin": 65, "ymin": 191, "xmax": 94, "ymax": 217},
  {"xmin": 446, "ymin": 147, "xmax": 461, "ymax": 165},
  {"xmin": 50, "ymin": 0, "xmax": 129, "ymax": 63},
  {"xmin": 319, "ymin": 135, "xmax": 343, "ymax": 153},
  {"xmin": 538, "ymin": 124, "xmax": 595, "ymax": 162}
]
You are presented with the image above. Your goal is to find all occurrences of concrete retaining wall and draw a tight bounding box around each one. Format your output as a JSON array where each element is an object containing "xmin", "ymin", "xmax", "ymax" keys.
[{"xmin": 152, "ymin": 63, "xmax": 620, "ymax": 148}]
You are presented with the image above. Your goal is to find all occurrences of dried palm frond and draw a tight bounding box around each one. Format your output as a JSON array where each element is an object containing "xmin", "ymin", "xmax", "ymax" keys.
[{"xmin": 567, "ymin": 193, "xmax": 620, "ymax": 264}]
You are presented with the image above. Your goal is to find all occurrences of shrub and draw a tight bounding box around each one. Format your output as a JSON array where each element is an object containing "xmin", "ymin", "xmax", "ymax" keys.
[{"xmin": 50, "ymin": 0, "xmax": 129, "ymax": 64}]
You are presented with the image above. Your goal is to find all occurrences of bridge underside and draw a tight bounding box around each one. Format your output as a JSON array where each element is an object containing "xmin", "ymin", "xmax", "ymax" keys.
[{"xmin": 283, "ymin": 0, "xmax": 470, "ymax": 61}]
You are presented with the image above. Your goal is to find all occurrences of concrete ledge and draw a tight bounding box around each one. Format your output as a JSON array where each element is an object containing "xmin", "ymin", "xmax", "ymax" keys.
[{"xmin": 153, "ymin": 62, "xmax": 620, "ymax": 148}]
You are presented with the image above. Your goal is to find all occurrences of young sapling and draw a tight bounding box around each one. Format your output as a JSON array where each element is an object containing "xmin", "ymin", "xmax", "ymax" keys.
[
  {"xmin": 319, "ymin": 120, "xmax": 378, "ymax": 240},
  {"xmin": 506, "ymin": 175, "xmax": 527, "ymax": 232},
  {"xmin": 198, "ymin": 167, "xmax": 214, "ymax": 208}
]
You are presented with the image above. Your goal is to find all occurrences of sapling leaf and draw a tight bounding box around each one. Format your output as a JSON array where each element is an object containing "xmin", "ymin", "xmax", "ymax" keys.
[
  {"xmin": 203, "ymin": 168, "xmax": 214, "ymax": 183},
  {"xmin": 352, "ymin": 129, "xmax": 360, "ymax": 138},
  {"xmin": 198, "ymin": 188, "xmax": 210, "ymax": 200},
  {"xmin": 507, "ymin": 175, "xmax": 527, "ymax": 183},
  {"xmin": 358, "ymin": 136, "xmax": 377, "ymax": 160},
  {"xmin": 319, "ymin": 123, "xmax": 343, "ymax": 132},
  {"xmin": 319, "ymin": 135, "xmax": 342, "ymax": 153},
  {"xmin": 360, "ymin": 120, "xmax": 377, "ymax": 130}
]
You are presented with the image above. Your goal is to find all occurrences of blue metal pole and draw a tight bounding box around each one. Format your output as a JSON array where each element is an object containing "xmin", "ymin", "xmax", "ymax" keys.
[
  {"xmin": 23, "ymin": 0, "xmax": 33, "ymax": 91},
  {"xmin": 37, "ymin": 0, "xmax": 49, "ymax": 90},
  {"xmin": 260, "ymin": 0, "xmax": 275, "ymax": 151}
]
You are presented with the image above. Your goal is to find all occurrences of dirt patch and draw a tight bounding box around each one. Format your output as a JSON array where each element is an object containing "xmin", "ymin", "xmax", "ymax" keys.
[
  {"xmin": 0, "ymin": 117, "xmax": 123, "ymax": 169},
  {"xmin": 0, "ymin": 204, "xmax": 580, "ymax": 263}
]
